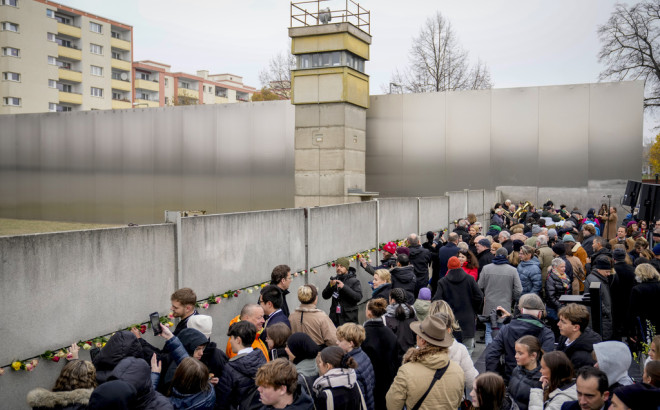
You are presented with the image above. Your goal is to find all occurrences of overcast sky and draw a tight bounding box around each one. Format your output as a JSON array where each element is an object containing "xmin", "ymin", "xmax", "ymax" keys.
[{"xmin": 59, "ymin": 0, "xmax": 654, "ymax": 141}]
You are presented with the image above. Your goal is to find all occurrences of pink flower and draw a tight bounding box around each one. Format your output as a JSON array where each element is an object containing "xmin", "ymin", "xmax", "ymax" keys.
[
  {"xmin": 31, "ymin": 359, "xmax": 39, "ymax": 367},
  {"xmin": 0, "ymin": 368, "xmax": 4, "ymax": 375},
  {"xmin": 25, "ymin": 363, "xmax": 34, "ymax": 372},
  {"xmin": 66, "ymin": 353, "xmax": 74, "ymax": 360},
  {"xmin": 215, "ymin": 297, "xmax": 221, "ymax": 304},
  {"xmin": 202, "ymin": 302, "xmax": 209, "ymax": 309},
  {"xmin": 52, "ymin": 356, "xmax": 60, "ymax": 363}
]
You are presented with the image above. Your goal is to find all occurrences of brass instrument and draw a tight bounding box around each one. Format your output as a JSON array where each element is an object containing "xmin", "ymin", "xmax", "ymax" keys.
[{"xmin": 512, "ymin": 201, "xmax": 533, "ymax": 220}]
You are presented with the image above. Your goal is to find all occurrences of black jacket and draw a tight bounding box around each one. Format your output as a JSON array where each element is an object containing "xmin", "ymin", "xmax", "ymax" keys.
[
  {"xmin": 389, "ymin": 265, "xmax": 416, "ymax": 304},
  {"xmin": 92, "ymin": 331, "xmax": 144, "ymax": 384},
  {"xmin": 556, "ymin": 327, "xmax": 601, "ymax": 370},
  {"xmin": 433, "ymin": 268, "xmax": 483, "ymax": 338},
  {"xmin": 582, "ymin": 235, "xmax": 596, "ymax": 257},
  {"xmin": 361, "ymin": 257, "xmax": 396, "ymax": 276},
  {"xmin": 408, "ymin": 244, "xmax": 432, "ymax": 288},
  {"xmin": 477, "ymin": 250, "xmax": 494, "ymax": 275},
  {"xmin": 612, "ymin": 262, "xmax": 636, "ymax": 337},
  {"xmin": 371, "ymin": 283, "xmax": 391, "ymax": 301},
  {"xmin": 385, "ymin": 305, "xmax": 418, "ymax": 363},
  {"xmin": 545, "ymin": 271, "xmax": 571, "ymax": 311},
  {"xmin": 627, "ymin": 280, "xmax": 660, "ymax": 340},
  {"xmin": 453, "ymin": 227, "xmax": 471, "ymax": 243},
  {"xmin": 585, "ymin": 248, "xmax": 612, "ymax": 275},
  {"xmin": 109, "ymin": 357, "xmax": 173, "ymax": 410},
  {"xmin": 322, "ymin": 268, "xmax": 363, "ymax": 326},
  {"xmin": 159, "ymin": 328, "xmax": 209, "ymax": 393},
  {"xmin": 260, "ymin": 386, "xmax": 314, "ymax": 410},
  {"xmin": 501, "ymin": 240, "xmax": 514, "ymax": 255},
  {"xmin": 436, "ymin": 242, "xmax": 459, "ymax": 280},
  {"xmin": 362, "ymin": 320, "xmax": 399, "ymax": 410},
  {"xmin": 507, "ymin": 364, "xmax": 542, "ymax": 410},
  {"xmin": 215, "ymin": 349, "xmax": 268, "ymax": 410},
  {"xmin": 485, "ymin": 314, "xmax": 555, "ymax": 382}
]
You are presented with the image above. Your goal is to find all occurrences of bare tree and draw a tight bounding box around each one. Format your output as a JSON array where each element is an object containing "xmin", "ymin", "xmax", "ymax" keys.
[
  {"xmin": 388, "ymin": 12, "xmax": 492, "ymax": 93},
  {"xmin": 598, "ymin": 1, "xmax": 660, "ymax": 110},
  {"xmin": 259, "ymin": 51, "xmax": 295, "ymax": 99}
]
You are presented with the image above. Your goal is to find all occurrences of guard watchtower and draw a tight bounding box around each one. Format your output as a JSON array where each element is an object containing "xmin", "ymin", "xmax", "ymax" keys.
[{"xmin": 289, "ymin": 1, "xmax": 374, "ymax": 207}]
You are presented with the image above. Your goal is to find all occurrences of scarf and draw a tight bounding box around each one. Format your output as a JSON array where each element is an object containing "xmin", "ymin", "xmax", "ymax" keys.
[{"xmin": 312, "ymin": 368, "xmax": 357, "ymax": 396}]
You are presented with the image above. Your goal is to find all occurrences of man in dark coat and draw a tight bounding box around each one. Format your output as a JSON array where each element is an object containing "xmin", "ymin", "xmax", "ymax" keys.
[
  {"xmin": 389, "ymin": 254, "xmax": 417, "ymax": 304},
  {"xmin": 217, "ymin": 321, "xmax": 268, "ymax": 410},
  {"xmin": 611, "ymin": 248, "xmax": 636, "ymax": 338},
  {"xmin": 322, "ymin": 257, "xmax": 363, "ymax": 326},
  {"xmin": 270, "ymin": 264, "xmax": 292, "ymax": 317},
  {"xmin": 92, "ymin": 330, "xmax": 144, "ymax": 384},
  {"xmin": 556, "ymin": 303, "xmax": 602, "ymax": 370},
  {"xmin": 362, "ymin": 314, "xmax": 398, "ymax": 410},
  {"xmin": 485, "ymin": 294, "xmax": 555, "ymax": 382},
  {"xmin": 259, "ymin": 285, "xmax": 291, "ymax": 343},
  {"xmin": 584, "ymin": 258, "xmax": 616, "ymax": 340},
  {"xmin": 499, "ymin": 231, "xmax": 514, "ymax": 254},
  {"xmin": 435, "ymin": 232, "xmax": 459, "ymax": 291},
  {"xmin": 475, "ymin": 238, "xmax": 494, "ymax": 275},
  {"xmin": 453, "ymin": 219, "xmax": 471, "ymax": 243},
  {"xmin": 433, "ymin": 256, "xmax": 483, "ymax": 355},
  {"xmin": 584, "ymin": 237, "xmax": 611, "ymax": 275},
  {"xmin": 407, "ymin": 233, "xmax": 432, "ymax": 294}
]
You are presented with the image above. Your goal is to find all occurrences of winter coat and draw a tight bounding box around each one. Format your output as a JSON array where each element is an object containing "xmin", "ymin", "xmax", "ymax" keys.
[
  {"xmin": 408, "ymin": 244, "xmax": 432, "ymax": 289},
  {"xmin": 501, "ymin": 239, "xmax": 514, "ymax": 255},
  {"xmin": 289, "ymin": 303, "xmax": 338, "ymax": 348},
  {"xmin": 109, "ymin": 357, "xmax": 173, "ymax": 410},
  {"xmin": 346, "ymin": 347, "xmax": 375, "ymax": 410},
  {"xmin": 517, "ymin": 257, "xmax": 542, "ymax": 296},
  {"xmin": 371, "ymin": 283, "xmax": 392, "ymax": 302},
  {"xmin": 584, "ymin": 271, "xmax": 614, "ymax": 340},
  {"xmin": 627, "ymin": 280, "xmax": 660, "ymax": 341},
  {"xmin": 200, "ymin": 341, "xmax": 228, "ymax": 381},
  {"xmin": 225, "ymin": 315, "xmax": 269, "ymax": 361},
  {"xmin": 313, "ymin": 368, "xmax": 364, "ymax": 410},
  {"xmin": 556, "ymin": 327, "xmax": 601, "ymax": 370},
  {"xmin": 609, "ymin": 237, "xmax": 635, "ymax": 253},
  {"xmin": 92, "ymin": 330, "xmax": 144, "ymax": 384},
  {"xmin": 215, "ymin": 349, "xmax": 268, "ymax": 410},
  {"xmin": 448, "ymin": 339, "xmax": 478, "ymax": 395},
  {"xmin": 566, "ymin": 255, "xmax": 585, "ymax": 295},
  {"xmin": 437, "ymin": 242, "xmax": 459, "ymax": 280},
  {"xmin": 169, "ymin": 387, "xmax": 215, "ymax": 410},
  {"xmin": 413, "ymin": 299, "xmax": 431, "ymax": 321},
  {"xmin": 594, "ymin": 341, "xmax": 635, "ymax": 391},
  {"xmin": 571, "ymin": 244, "xmax": 588, "ymax": 269},
  {"xmin": 603, "ymin": 213, "xmax": 618, "ymax": 241},
  {"xmin": 545, "ymin": 271, "xmax": 571, "ymax": 312},
  {"xmin": 585, "ymin": 248, "xmax": 612, "ymax": 276},
  {"xmin": 433, "ymin": 268, "xmax": 483, "ymax": 339},
  {"xmin": 612, "ymin": 262, "xmax": 636, "ymax": 337},
  {"xmin": 508, "ymin": 364, "xmax": 542, "ymax": 410},
  {"xmin": 389, "ymin": 265, "xmax": 416, "ymax": 304},
  {"xmin": 385, "ymin": 304, "xmax": 418, "ymax": 363},
  {"xmin": 322, "ymin": 268, "xmax": 363, "ymax": 326},
  {"xmin": 87, "ymin": 380, "xmax": 137, "ymax": 409},
  {"xmin": 478, "ymin": 255, "xmax": 522, "ymax": 314},
  {"xmin": 362, "ymin": 319, "xmax": 399, "ymax": 410},
  {"xmin": 477, "ymin": 249, "xmax": 494, "ymax": 274},
  {"xmin": 27, "ymin": 388, "xmax": 92, "ymax": 410},
  {"xmin": 158, "ymin": 329, "xmax": 209, "ymax": 393},
  {"xmin": 462, "ymin": 262, "xmax": 479, "ymax": 282},
  {"xmin": 453, "ymin": 227, "xmax": 471, "ymax": 243},
  {"xmin": 260, "ymin": 387, "xmax": 314, "ymax": 410},
  {"xmin": 582, "ymin": 235, "xmax": 596, "ymax": 257},
  {"xmin": 529, "ymin": 383, "xmax": 577, "ymax": 410},
  {"xmin": 261, "ymin": 309, "xmax": 291, "ymax": 343},
  {"xmin": 485, "ymin": 314, "xmax": 555, "ymax": 382},
  {"xmin": 386, "ymin": 348, "xmax": 464, "ymax": 410}
]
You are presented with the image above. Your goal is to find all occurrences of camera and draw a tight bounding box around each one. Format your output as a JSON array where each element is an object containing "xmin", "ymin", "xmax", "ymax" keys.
[{"xmin": 329, "ymin": 275, "xmax": 338, "ymax": 281}]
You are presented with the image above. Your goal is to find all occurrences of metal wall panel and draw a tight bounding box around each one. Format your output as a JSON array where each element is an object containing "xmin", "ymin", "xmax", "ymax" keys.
[
  {"xmin": 538, "ymin": 85, "xmax": 589, "ymax": 187},
  {"xmin": 365, "ymin": 94, "xmax": 404, "ymax": 196},
  {"xmin": 588, "ymin": 82, "xmax": 644, "ymax": 181},
  {"xmin": 0, "ymin": 115, "xmax": 17, "ymax": 218},
  {"xmin": 491, "ymin": 88, "xmax": 539, "ymax": 186}
]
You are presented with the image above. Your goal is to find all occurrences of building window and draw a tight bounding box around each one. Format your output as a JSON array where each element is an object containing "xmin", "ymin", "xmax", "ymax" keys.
[
  {"xmin": 2, "ymin": 47, "xmax": 19, "ymax": 57},
  {"xmin": 55, "ymin": 14, "xmax": 72, "ymax": 25},
  {"xmin": 3, "ymin": 97, "xmax": 20, "ymax": 106},
  {"xmin": 2, "ymin": 22, "xmax": 19, "ymax": 32},
  {"xmin": 111, "ymin": 51, "xmax": 122, "ymax": 60},
  {"xmin": 164, "ymin": 78, "xmax": 168, "ymax": 87},
  {"xmin": 90, "ymin": 65, "xmax": 103, "ymax": 76},
  {"xmin": 112, "ymin": 92, "xmax": 123, "ymax": 100},
  {"xmin": 47, "ymin": 32, "xmax": 56, "ymax": 42},
  {"xmin": 90, "ymin": 22, "xmax": 102, "ymax": 33},
  {"xmin": 3, "ymin": 72, "xmax": 20, "ymax": 81},
  {"xmin": 138, "ymin": 93, "xmax": 150, "ymax": 100},
  {"xmin": 90, "ymin": 43, "xmax": 102, "ymax": 55},
  {"xmin": 57, "ymin": 38, "xmax": 73, "ymax": 48},
  {"xmin": 180, "ymin": 81, "xmax": 189, "ymax": 89},
  {"xmin": 48, "ymin": 56, "xmax": 57, "ymax": 65},
  {"xmin": 48, "ymin": 79, "xmax": 57, "ymax": 88},
  {"xmin": 297, "ymin": 51, "xmax": 365, "ymax": 73},
  {"xmin": 59, "ymin": 106, "xmax": 71, "ymax": 112},
  {"xmin": 137, "ymin": 72, "xmax": 150, "ymax": 80},
  {"xmin": 111, "ymin": 31, "xmax": 121, "ymax": 39},
  {"xmin": 58, "ymin": 83, "xmax": 72, "ymax": 92},
  {"xmin": 2, "ymin": 0, "xmax": 18, "ymax": 7},
  {"xmin": 56, "ymin": 60, "xmax": 71, "ymax": 69},
  {"xmin": 49, "ymin": 103, "xmax": 57, "ymax": 112},
  {"xmin": 46, "ymin": 9, "xmax": 55, "ymax": 18},
  {"xmin": 165, "ymin": 97, "xmax": 169, "ymax": 105},
  {"xmin": 91, "ymin": 87, "xmax": 103, "ymax": 97}
]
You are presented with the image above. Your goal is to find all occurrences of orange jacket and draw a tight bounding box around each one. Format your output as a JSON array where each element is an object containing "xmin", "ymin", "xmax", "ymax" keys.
[{"xmin": 225, "ymin": 315, "xmax": 269, "ymax": 361}]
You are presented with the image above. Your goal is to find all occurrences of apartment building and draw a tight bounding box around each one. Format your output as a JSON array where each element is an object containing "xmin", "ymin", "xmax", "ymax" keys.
[
  {"xmin": 133, "ymin": 60, "xmax": 255, "ymax": 107},
  {"xmin": 0, "ymin": 0, "xmax": 132, "ymax": 114}
]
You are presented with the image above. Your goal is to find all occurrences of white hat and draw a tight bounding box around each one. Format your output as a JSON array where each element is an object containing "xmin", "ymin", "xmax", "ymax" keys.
[{"xmin": 187, "ymin": 315, "xmax": 212, "ymax": 339}]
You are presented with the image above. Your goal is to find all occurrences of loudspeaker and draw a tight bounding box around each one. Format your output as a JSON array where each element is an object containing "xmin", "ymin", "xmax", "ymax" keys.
[
  {"xmin": 637, "ymin": 183, "xmax": 660, "ymax": 221},
  {"xmin": 622, "ymin": 180, "xmax": 642, "ymax": 207}
]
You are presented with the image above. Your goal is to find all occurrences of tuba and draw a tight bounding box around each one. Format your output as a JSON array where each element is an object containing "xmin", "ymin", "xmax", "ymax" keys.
[{"xmin": 512, "ymin": 201, "xmax": 533, "ymax": 220}]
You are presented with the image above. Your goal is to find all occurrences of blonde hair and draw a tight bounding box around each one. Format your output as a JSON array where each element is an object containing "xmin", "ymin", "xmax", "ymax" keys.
[
  {"xmin": 374, "ymin": 269, "xmax": 391, "ymax": 283},
  {"xmin": 635, "ymin": 263, "xmax": 660, "ymax": 282},
  {"xmin": 491, "ymin": 243, "xmax": 502, "ymax": 252},
  {"xmin": 428, "ymin": 300, "xmax": 461, "ymax": 332},
  {"xmin": 336, "ymin": 323, "xmax": 366, "ymax": 347},
  {"xmin": 297, "ymin": 284, "xmax": 318, "ymax": 304}
]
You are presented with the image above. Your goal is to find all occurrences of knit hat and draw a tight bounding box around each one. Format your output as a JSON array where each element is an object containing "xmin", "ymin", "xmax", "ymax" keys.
[
  {"xmin": 496, "ymin": 247, "xmax": 509, "ymax": 257},
  {"xmin": 547, "ymin": 228, "xmax": 558, "ymax": 239},
  {"xmin": 594, "ymin": 257, "xmax": 612, "ymax": 270},
  {"xmin": 626, "ymin": 220, "xmax": 637, "ymax": 228},
  {"xmin": 418, "ymin": 288, "xmax": 431, "ymax": 301},
  {"xmin": 653, "ymin": 244, "xmax": 660, "ymax": 255},
  {"xmin": 531, "ymin": 225, "xmax": 542, "ymax": 235},
  {"xmin": 187, "ymin": 315, "xmax": 213, "ymax": 339},
  {"xmin": 336, "ymin": 257, "xmax": 351, "ymax": 269},
  {"xmin": 447, "ymin": 256, "xmax": 461, "ymax": 270},
  {"xmin": 478, "ymin": 238, "xmax": 491, "ymax": 247},
  {"xmin": 513, "ymin": 239, "xmax": 525, "ymax": 252},
  {"xmin": 489, "ymin": 224, "xmax": 502, "ymax": 232},
  {"xmin": 286, "ymin": 332, "xmax": 319, "ymax": 364},
  {"xmin": 613, "ymin": 383, "xmax": 660, "ymax": 409},
  {"xmin": 613, "ymin": 248, "xmax": 627, "ymax": 262},
  {"xmin": 383, "ymin": 241, "xmax": 397, "ymax": 255},
  {"xmin": 563, "ymin": 234, "xmax": 576, "ymax": 243},
  {"xmin": 396, "ymin": 246, "xmax": 410, "ymax": 256},
  {"xmin": 552, "ymin": 243, "xmax": 566, "ymax": 256}
]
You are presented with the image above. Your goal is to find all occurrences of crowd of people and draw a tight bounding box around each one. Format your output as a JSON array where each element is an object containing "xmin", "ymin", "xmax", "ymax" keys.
[{"xmin": 25, "ymin": 200, "xmax": 660, "ymax": 409}]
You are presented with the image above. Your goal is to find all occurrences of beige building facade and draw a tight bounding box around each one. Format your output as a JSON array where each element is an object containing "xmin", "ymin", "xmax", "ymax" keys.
[{"xmin": 0, "ymin": 0, "xmax": 132, "ymax": 114}]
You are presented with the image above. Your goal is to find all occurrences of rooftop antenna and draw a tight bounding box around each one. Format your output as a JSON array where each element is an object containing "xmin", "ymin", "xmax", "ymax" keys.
[{"xmin": 319, "ymin": 7, "xmax": 331, "ymax": 24}]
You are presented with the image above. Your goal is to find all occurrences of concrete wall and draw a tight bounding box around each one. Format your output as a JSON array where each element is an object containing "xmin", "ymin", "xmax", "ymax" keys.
[
  {"xmin": 420, "ymin": 196, "xmax": 450, "ymax": 234},
  {"xmin": 378, "ymin": 198, "xmax": 419, "ymax": 242}
]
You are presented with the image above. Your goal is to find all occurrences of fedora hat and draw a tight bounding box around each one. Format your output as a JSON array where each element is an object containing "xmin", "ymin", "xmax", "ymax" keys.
[{"xmin": 410, "ymin": 315, "xmax": 453, "ymax": 348}]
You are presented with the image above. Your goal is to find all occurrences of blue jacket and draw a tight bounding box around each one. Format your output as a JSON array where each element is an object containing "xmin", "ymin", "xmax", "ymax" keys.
[
  {"xmin": 517, "ymin": 257, "xmax": 542, "ymax": 296},
  {"xmin": 215, "ymin": 349, "xmax": 267, "ymax": 410},
  {"xmin": 508, "ymin": 364, "xmax": 542, "ymax": 410},
  {"xmin": 346, "ymin": 347, "xmax": 375, "ymax": 410},
  {"xmin": 261, "ymin": 309, "xmax": 291, "ymax": 343},
  {"xmin": 437, "ymin": 242, "xmax": 459, "ymax": 279},
  {"xmin": 170, "ymin": 387, "xmax": 216, "ymax": 410}
]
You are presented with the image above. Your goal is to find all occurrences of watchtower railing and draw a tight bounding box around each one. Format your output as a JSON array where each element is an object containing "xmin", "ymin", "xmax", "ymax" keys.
[{"xmin": 290, "ymin": 0, "xmax": 370, "ymax": 34}]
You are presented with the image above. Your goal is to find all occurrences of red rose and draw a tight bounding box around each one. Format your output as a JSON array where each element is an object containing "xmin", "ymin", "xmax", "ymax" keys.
[
  {"xmin": 233, "ymin": 292, "xmax": 238, "ymax": 297},
  {"xmin": 140, "ymin": 325, "xmax": 147, "ymax": 334},
  {"xmin": 52, "ymin": 356, "xmax": 60, "ymax": 362},
  {"xmin": 331, "ymin": 263, "xmax": 335, "ymax": 267}
]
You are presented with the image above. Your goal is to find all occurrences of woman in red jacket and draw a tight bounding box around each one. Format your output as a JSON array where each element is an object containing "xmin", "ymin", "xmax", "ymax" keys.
[{"xmin": 457, "ymin": 248, "xmax": 479, "ymax": 281}]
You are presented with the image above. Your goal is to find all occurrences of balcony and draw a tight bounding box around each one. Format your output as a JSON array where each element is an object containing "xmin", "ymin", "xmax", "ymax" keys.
[
  {"xmin": 57, "ymin": 22, "xmax": 81, "ymax": 38},
  {"xmin": 58, "ymin": 68, "xmax": 82, "ymax": 83},
  {"xmin": 111, "ymin": 58, "xmax": 131, "ymax": 71},
  {"xmin": 134, "ymin": 78, "xmax": 159, "ymax": 92},
  {"xmin": 111, "ymin": 79, "xmax": 131, "ymax": 92},
  {"xmin": 111, "ymin": 37, "xmax": 131, "ymax": 51},
  {"xmin": 215, "ymin": 96, "xmax": 229, "ymax": 104},
  {"xmin": 58, "ymin": 45, "xmax": 81, "ymax": 61},
  {"xmin": 59, "ymin": 91, "xmax": 82, "ymax": 105},
  {"xmin": 112, "ymin": 99, "xmax": 132, "ymax": 110},
  {"xmin": 177, "ymin": 88, "xmax": 199, "ymax": 99},
  {"xmin": 134, "ymin": 98, "xmax": 159, "ymax": 108}
]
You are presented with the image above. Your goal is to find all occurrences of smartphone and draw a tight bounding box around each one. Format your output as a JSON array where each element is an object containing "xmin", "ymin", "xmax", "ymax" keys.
[{"xmin": 149, "ymin": 312, "xmax": 162, "ymax": 336}]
